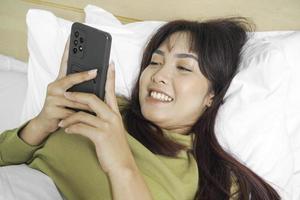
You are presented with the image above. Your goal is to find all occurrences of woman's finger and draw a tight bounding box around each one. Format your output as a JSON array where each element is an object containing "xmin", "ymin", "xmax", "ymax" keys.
[
  {"xmin": 53, "ymin": 96, "xmax": 94, "ymax": 112},
  {"xmin": 59, "ymin": 111, "xmax": 103, "ymax": 129},
  {"xmin": 104, "ymin": 62, "xmax": 120, "ymax": 116},
  {"xmin": 47, "ymin": 106, "xmax": 76, "ymax": 120},
  {"xmin": 64, "ymin": 123, "xmax": 99, "ymax": 142},
  {"xmin": 57, "ymin": 69, "xmax": 98, "ymax": 91},
  {"xmin": 64, "ymin": 92, "xmax": 113, "ymax": 120}
]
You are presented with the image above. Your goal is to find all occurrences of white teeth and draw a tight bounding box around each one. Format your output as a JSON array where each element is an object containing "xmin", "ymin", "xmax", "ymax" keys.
[{"xmin": 150, "ymin": 91, "xmax": 173, "ymax": 102}]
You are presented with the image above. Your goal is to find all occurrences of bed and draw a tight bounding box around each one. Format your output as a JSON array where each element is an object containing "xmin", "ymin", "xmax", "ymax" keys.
[{"xmin": 0, "ymin": 0, "xmax": 300, "ymax": 199}]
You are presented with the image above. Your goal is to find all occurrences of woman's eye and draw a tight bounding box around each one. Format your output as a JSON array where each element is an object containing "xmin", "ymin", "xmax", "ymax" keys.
[
  {"xmin": 177, "ymin": 66, "xmax": 192, "ymax": 72},
  {"xmin": 150, "ymin": 61, "xmax": 159, "ymax": 65}
]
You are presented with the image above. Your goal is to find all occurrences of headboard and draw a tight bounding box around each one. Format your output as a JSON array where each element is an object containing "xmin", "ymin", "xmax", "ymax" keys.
[{"xmin": 1, "ymin": 0, "xmax": 300, "ymax": 62}]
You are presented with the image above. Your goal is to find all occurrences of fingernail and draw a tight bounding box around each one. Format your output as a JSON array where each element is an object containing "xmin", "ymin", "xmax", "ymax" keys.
[
  {"xmin": 64, "ymin": 92, "xmax": 72, "ymax": 98},
  {"xmin": 58, "ymin": 120, "xmax": 64, "ymax": 127},
  {"xmin": 88, "ymin": 69, "xmax": 98, "ymax": 76}
]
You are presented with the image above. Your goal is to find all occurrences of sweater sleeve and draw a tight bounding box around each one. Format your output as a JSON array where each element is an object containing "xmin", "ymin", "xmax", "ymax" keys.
[{"xmin": 0, "ymin": 121, "xmax": 44, "ymax": 166}]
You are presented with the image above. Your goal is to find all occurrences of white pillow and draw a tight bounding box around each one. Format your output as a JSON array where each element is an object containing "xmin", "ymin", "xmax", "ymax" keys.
[
  {"xmin": 0, "ymin": 164, "xmax": 63, "ymax": 200},
  {"xmin": 270, "ymin": 32, "xmax": 300, "ymax": 200},
  {"xmin": 20, "ymin": 9, "xmax": 71, "ymax": 124},
  {"xmin": 0, "ymin": 54, "xmax": 27, "ymax": 73},
  {"xmin": 215, "ymin": 39, "xmax": 294, "ymax": 199},
  {"xmin": 216, "ymin": 32, "xmax": 300, "ymax": 199}
]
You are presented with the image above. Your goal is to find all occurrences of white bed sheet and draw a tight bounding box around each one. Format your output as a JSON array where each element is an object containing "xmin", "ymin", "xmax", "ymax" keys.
[
  {"xmin": 0, "ymin": 54, "xmax": 28, "ymax": 133},
  {"xmin": 0, "ymin": 164, "xmax": 63, "ymax": 200}
]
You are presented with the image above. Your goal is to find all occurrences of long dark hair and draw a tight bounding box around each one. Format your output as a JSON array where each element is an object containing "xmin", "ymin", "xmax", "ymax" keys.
[{"xmin": 121, "ymin": 18, "xmax": 280, "ymax": 199}]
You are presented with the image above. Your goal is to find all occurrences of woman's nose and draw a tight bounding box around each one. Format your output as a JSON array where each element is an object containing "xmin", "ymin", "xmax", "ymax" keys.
[{"xmin": 151, "ymin": 65, "xmax": 171, "ymax": 84}]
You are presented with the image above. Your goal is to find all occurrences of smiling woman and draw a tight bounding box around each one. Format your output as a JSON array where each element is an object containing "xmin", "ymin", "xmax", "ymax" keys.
[
  {"xmin": 139, "ymin": 32, "xmax": 213, "ymax": 135},
  {"xmin": 122, "ymin": 19, "xmax": 281, "ymax": 199},
  {"xmin": 0, "ymin": 18, "xmax": 280, "ymax": 200}
]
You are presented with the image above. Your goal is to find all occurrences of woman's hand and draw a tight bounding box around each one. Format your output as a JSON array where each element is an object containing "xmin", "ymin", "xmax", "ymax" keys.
[
  {"xmin": 58, "ymin": 63, "xmax": 136, "ymax": 175},
  {"xmin": 58, "ymin": 63, "xmax": 153, "ymax": 200},
  {"xmin": 20, "ymin": 39, "xmax": 96, "ymax": 145}
]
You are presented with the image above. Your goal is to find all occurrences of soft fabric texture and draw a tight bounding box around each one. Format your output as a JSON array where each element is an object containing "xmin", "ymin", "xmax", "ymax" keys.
[
  {"xmin": 0, "ymin": 55, "xmax": 27, "ymax": 133},
  {"xmin": 270, "ymin": 32, "xmax": 300, "ymax": 199},
  {"xmin": 0, "ymin": 54, "xmax": 27, "ymax": 73},
  {"xmin": 215, "ymin": 32, "xmax": 300, "ymax": 199},
  {"xmin": 215, "ymin": 38, "xmax": 293, "ymax": 198},
  {"xmin": 0, "ymin": 164, "xmax": 63, "ymax": 200},
  {"xmin": 20, "ymin": 9, "xmax": 72, "ymax": 125},
  {"xmin": 0, "ymin": 98, "xmax": 197, "ymax": 200}
]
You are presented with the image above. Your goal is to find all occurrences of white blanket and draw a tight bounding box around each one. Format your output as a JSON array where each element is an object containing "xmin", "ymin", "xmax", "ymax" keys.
[{"xmin": 0, "ymin": 164, "xmax": 63, "ymax": 200}]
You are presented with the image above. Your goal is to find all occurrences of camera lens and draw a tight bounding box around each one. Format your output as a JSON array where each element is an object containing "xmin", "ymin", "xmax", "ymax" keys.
[
  {"xmin": 73, "ymin": 48, "xmax": 77, "ymax": 54},
  {"xmin": 75, "ymin": 31, "xmax": 79, "ymax": 37},
  {"xmin": 79, "ymin": 37, "xmax": 84, "ymax": 43},
  {"xmin": 79, "ymin": 46, "xmax": 83, "ymax": 51},
  {"xmin": 74, "ymin": 40, "xmax": 78, "ymax": 45}
]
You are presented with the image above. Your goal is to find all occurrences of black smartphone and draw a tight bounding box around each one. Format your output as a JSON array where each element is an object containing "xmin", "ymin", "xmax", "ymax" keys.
[{"xmin": 66, "ymin": 22, "xmax": 112, "ymax": 113}]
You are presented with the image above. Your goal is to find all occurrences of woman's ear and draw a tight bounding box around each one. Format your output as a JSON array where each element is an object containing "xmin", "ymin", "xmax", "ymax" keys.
[{"xmin": 205, "ymin": 92, "xmax": 214, "ymax": 107}]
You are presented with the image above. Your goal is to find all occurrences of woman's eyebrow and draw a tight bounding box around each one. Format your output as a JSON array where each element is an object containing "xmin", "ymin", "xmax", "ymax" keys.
[
  {"xmin": 153, "ymin": 49, "xmax": 164, "ymax": 56},
  {"xmin": 175, "ymin": 53, "xmax": 198, "ymax": 61},
  {"xmin": 153, "ymin": 50, "xmax": 198, "ymax": 61}
]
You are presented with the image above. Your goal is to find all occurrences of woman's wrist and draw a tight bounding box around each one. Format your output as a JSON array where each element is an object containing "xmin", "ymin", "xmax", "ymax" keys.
[
  {"xmin": 107, "ymin": 164, "xmax": 138, "ymax": 180},
  {"xmin": 107, "ymin": 164, "xmax": 153, "ymax": 200},
  {"xmin": 19, "ymin": 117, "xmax": 50, "ymax": 146}
]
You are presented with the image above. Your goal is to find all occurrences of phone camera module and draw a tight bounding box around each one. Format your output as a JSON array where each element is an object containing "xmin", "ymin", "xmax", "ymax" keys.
[
  {"xmin": 74, "ymin": 40, "xmax": 78, "ymax": 45},
  {"xmin": 79, "ymin": 46, "xmax": 83, "ymax": 51},
  {"xmin": 79, "ymin": 37, "xmax": 84, "ymax": 43},
  {"xmin": 75, "ymin": 31, "xmax": 79, "ymax": 37},
  {"xmin": 73, "ymin": 48, "xmax": 78, "ymax": 54}
]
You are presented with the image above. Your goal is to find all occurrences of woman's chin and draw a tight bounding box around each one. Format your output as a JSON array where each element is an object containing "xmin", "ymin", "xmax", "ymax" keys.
[{"xmin": 142, "ymin": 110, "xmax": 168, "ymax": 124}]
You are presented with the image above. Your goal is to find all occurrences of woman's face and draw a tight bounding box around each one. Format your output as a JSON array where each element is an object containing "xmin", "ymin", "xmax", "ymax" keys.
[{"xmin": 139, "ymin": 32, "xmax": 214, "ymax": 134}]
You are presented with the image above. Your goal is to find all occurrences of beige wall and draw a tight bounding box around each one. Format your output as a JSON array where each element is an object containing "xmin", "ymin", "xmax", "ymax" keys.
[{"xmin": 1, "ymin": 0, "xmax": 300, "ymax": 61}]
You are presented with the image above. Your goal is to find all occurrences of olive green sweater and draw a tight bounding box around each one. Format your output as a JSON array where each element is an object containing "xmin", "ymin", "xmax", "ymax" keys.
[{"xmin": 0, "ymin": 102, "xmax": 198, "ymax": 200}]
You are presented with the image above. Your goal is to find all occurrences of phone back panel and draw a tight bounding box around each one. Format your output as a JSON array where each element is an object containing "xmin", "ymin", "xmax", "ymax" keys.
[{"xmin": 67, "ymin": 22, "xmax": 112, "ymax": 100}]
